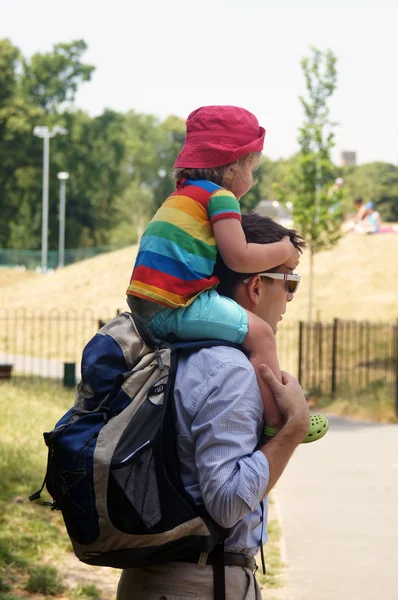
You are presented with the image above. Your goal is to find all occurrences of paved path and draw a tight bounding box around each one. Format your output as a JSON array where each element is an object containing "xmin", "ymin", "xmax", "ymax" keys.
[
  {"xmin": 0, "ymin": 352, "xmax": 78, "ymax": 381},
  {"xmin": 275, "ymin": 415, "xmax": 398, "ymax": 600}
]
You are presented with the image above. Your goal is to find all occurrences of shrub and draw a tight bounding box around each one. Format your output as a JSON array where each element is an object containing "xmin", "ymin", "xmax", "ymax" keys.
[
  {"xmin": 25, "ymin": 565, "xmax": 64, "ymax": 595},
  {"xmin": 0, "ymin": 577, "xmax": 10, "ymax": 593},
  {"xmin": 76, "ymin": 584, "xmax": 101, "ymax": 599}
]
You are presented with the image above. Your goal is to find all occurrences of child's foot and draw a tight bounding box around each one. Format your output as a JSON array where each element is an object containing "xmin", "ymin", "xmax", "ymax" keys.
[{"xmin": 264, "ymin": 414, "xmax": 329, "ymax": 444}]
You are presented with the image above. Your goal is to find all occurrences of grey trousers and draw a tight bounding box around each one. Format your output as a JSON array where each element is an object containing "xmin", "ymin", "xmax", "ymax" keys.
[{"xmin": 116, "ymin": 561, "xmax": 263, "ymax": 600}]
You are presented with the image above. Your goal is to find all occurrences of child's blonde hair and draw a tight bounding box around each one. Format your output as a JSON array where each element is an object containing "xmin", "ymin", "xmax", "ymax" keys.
[{"xmin": 174, "ymin": 152, "xmax": 261, "ymax": 188}]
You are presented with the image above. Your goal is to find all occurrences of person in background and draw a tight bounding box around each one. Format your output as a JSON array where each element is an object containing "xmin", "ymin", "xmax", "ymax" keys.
[
  {"xmin": 328, "ymin": 177, "xmax": 344, "ymax": 213},
  {"xmin": 342, "ymin": 198, "xmax": 375, "ymax": 233},
  {"xmin": 365, "ymin": 202, "xmax": 381, "ymax": 234},
  {"xmin": 353, "ymin": 197, "xmax": 368, "ymax": 223}
]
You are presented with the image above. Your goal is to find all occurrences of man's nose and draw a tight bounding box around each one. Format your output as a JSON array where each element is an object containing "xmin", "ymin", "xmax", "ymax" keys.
[{"xmin": 287, "ymin": 292, "xmax": 294, "ymax": 302}]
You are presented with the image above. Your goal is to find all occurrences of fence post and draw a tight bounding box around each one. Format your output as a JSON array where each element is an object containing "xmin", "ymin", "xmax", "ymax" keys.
[
  {"xmin": 316, "ymin": 321, "xmax": 323, "ymax": 393},
  {"xmin": 331, "ymin": 318, "xmax": 339, "ymax": 397},
  {"xmin": 298, "ymin": 321, "xmax": 304, "ymax": 385},
  {"xmin": 63, "ymin": 363, "xmax": 76, "ymax": 388},
  {"xmin": 395, "ymin": 319, "xmax": 398, "ymax": 417},
  {"xmin": 0, "ymin": 364, "xmax": 12, "ymax": 380}
]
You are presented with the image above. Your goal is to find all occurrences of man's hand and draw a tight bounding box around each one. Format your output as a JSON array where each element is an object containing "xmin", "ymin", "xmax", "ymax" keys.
[
  {"xmin": 281, "ymin": 236, "xmax": 300, "ymax": 270},
  {"xmin": 259, "ymin": 365, "xmax": 310, "ymax": 496},
  {"xmin": 259, "ymin": 365, "xmax": 309, "ymax": 438}
]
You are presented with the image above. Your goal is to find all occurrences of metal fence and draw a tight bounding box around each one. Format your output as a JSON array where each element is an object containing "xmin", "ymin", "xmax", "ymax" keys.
[
  {"xmin": 298, "ymin": 319, "xmax": 397, "ymax": 413},
  {"xmin": 0, "ymin": 310, "xmax": 397, "ymax": 414},
  {"xmin": 0, "ymin": 244, "xmax": 128, "ymax": 270},
  {"xmin": 0, "ymin": 308, "xmax": 118, "ymax": 380}
]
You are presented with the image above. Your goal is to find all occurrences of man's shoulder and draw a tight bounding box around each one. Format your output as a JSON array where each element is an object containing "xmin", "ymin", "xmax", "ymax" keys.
[{"xmin": 175, "ymin": 344, "xmax": 261, "ymax": 417}]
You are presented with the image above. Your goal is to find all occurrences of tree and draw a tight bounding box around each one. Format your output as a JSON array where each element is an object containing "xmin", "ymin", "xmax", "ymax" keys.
[
  {"xmin": 21, "ymin": 40, "xmax": 95, "ymax": 112},
  {"xmin": 49, "ymin": 108, "xmax": 128, "ymax": 248},
  {"xmin": 0, "ymin": 39, "xmax": 116, "ymax": 251},
  {"xmin": 110, "ymin": 182, "xmax": 154, "ymax": 246},
  {"xmin": 152, "ymin": 115, "xmax": 186, "ymax": 208},
  {"xmin": 288, "ymin": 46, "xmax": 341, "ymax": 321},
  {"xmin": 245, "ymin": 156, "xmax": 297, "ymax": 213},
  {"xmin": 0, "ymin": 39, "xmax": 98, "ymax": 250},
  {"xmin": 0, "ymin": 39, "xmax": 43, "ymax": 247}
]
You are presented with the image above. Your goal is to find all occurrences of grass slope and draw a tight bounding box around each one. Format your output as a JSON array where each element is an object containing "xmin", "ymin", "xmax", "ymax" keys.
[
  {"xmin": 1, "ymin": 232, "xmax": 397, "ymax": 321},
  {"xmin": 0, "ymin": 269, "xmax": 38, "ymax": 288}
]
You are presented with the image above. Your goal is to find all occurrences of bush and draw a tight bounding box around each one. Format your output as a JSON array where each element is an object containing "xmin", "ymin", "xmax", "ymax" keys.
[
  {"xmin": 75, "ymin": 584, "xmax": 101, "ymax": 599},
  {"xmin": 25, "ymin": 565, "xmax": 64, "ymax": 595},
  {"xmin": 0, "ymin": 577, "xmax": 10, "ymax": 593}
]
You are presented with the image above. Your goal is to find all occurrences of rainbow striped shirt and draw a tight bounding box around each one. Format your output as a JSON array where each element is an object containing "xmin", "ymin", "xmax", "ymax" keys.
[{"xmin": 126, "ymin": 179, "xmax": 242, "ymax": 308}]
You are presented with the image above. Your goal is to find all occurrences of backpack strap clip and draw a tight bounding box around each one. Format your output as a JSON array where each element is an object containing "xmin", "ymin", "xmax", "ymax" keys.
[
  {"xmin": 196, "ymin": 552, "xmax": 208, "ymax": 570},
  {"xmin": 155, "ymin": 347, "xmax": 164, "ymax": 371}
]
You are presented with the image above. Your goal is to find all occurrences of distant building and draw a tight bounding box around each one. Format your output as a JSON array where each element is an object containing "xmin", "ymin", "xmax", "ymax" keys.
[
  {"xmin": 341, "ymin": 151, "xmax": 357, "ymax": 166},
  {"xmin": 255, "ymin": 200, "xmax": 294, "ymax": 228}
]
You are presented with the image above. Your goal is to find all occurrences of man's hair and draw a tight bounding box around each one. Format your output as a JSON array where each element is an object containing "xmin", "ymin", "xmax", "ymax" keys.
[
  {"xmin": 215, "ymin": 211, "xmax": 305, "ymax": 299},
  {"xmin": 354, "ymin": 197, "xmax": 363, "ymax": 205}
]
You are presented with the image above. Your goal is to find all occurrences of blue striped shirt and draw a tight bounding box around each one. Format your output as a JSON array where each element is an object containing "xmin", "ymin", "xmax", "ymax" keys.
[{"xmin": 174, "ymin": 345, "xmax": 270, "ymax": 556}]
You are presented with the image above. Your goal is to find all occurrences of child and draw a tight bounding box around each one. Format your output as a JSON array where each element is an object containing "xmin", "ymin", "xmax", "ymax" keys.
[
  {"xmin": 364, "ymin": 202, "xmax": 380, "ymax": 234},
  {"xmin": 127, "ymin": 105, "xmax": 327, "ymax": 442}
]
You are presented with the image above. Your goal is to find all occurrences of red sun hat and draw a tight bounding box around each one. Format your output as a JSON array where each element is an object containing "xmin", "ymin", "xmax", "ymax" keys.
[{"xmin": 174, "ymin": 105, "xmax": 266, "ymax": 169}]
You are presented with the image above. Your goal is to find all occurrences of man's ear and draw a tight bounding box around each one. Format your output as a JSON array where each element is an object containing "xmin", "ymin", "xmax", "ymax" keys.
[{"xmin": 246, "ymin": 275, "xmax": 263, "ymax": 305}]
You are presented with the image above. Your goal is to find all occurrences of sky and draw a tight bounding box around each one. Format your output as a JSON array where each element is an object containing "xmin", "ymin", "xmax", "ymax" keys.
[{"xmin": 2, "ymin": 0, "xmax": 398, "ymax": 166}]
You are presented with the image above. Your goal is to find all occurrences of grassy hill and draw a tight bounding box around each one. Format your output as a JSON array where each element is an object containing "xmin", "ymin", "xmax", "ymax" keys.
[{"xmin": 1, "ymin": 232, "xmax": 397, "ymax": 322}]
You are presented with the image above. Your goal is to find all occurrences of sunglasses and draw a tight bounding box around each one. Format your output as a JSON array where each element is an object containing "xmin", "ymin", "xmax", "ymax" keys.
[{"xmin": 243, "ymin": 272, "xmax": 301, "ymax": 294}]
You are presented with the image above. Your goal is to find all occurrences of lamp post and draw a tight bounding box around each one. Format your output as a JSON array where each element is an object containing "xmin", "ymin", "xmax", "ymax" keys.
[
  {"xmin": 57, "ymin": 172, "xmax": 69, "ymax": 268},
  {"xmin": 33, "ymin": 125, "xmax": 68, "ymax": 272}
]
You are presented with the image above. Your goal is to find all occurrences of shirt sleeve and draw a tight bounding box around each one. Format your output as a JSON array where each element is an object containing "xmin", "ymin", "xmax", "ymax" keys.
[
  {"xmin": 182, "ymin": 353, "xmax": 270, "ymax": 529},
  {"xmin": 208, "ymin": 189, "xmax": 242, "ymax": 224}
]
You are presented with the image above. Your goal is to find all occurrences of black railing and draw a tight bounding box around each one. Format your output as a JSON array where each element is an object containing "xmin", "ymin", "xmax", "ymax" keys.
[
  {"xmin": 0, "ymin": 311, "xmax": 397, "ymax": 414},
  {"xmin": 0, "ymin": 308, "xmax": 118, "ymax": 380},
  {"xmin": 297, "ymin": 319, "xmax": 397, "ymax": 414}
]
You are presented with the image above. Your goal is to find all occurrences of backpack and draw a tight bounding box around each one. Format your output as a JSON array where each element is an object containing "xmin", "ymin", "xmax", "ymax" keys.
[{"xmin": 30, "ymin": 311, "xmax": 232, "ymax": 570}]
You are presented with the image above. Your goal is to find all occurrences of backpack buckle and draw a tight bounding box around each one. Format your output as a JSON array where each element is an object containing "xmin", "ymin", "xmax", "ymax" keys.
[
  {"xmin": 197, "ymin": 552, "xmax": 208, "ymax": 570},
  {"xmin": 155, "ymin": 347, "xmax": 164, "ymax": 371}
]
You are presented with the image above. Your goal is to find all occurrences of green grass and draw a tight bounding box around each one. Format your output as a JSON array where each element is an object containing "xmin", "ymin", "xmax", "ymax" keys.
[
  {"xmin": 0, "ymin": 377, "xmax": 75, "ymax": 597},
  {"xmin": 72, "ymin": 584, "xmax": 101, "ymax": 600},
  {"xmin": 25, "ymin": 565, "xmax": 64, "ymax": 595},
  {"xmin": 256, "ymin": 517, "xmax": 285, "ymax": 591},
  {"xmin": 312, "ymin": 380, "xmax": 397, "ymax": 423}
]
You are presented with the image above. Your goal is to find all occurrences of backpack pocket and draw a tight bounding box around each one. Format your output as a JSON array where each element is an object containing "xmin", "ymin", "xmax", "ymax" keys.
[{"xmin": 108, "ymin": 443, "xmax": 161, "ymax": 532}]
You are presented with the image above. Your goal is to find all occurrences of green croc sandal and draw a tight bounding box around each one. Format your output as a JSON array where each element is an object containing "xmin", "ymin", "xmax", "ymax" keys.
[{"xmin": 264, "ymin": 414, "xmax": 329, "ymax": 444}]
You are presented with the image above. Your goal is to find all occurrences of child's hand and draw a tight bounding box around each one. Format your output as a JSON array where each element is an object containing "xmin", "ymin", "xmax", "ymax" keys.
[{"xmin": 282, "ymin": 236, "xmax": 300, "ymax": 270}]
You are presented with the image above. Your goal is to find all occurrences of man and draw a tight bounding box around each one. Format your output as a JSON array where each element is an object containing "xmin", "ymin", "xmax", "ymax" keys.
[{"xmin": 117, "ymin": 213, "xmax": 310, "ymax": 600}]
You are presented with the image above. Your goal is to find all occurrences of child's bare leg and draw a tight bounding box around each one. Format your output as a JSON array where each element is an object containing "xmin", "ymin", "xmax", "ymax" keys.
[{"xmin": 242, "ymin": 311, "xmax": 285, "ymax": 430}]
